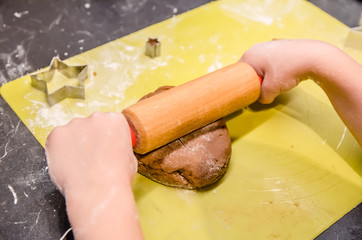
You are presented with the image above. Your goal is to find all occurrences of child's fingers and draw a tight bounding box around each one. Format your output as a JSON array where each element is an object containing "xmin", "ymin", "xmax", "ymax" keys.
[{"xmin": 258, "ymin": 75, "xmax": 280, "ymax": 104}]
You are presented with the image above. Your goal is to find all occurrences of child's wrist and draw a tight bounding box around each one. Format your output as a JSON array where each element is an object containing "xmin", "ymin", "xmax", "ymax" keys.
[{"xmin": 65, "ymin": 184, "xmax": 130, "ymax": 239}]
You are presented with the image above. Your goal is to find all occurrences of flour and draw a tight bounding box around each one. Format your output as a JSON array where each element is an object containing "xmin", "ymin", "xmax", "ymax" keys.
[
  {"xmin": 39, "ymin": 105, "xmax": 81, "ymax": 127},
  {"xmin": 209, "ymin": 35, "xmax": 219, "ymax": 45},
  {"xmin": 200, "ymin": 133, "xmax": 212, "ymax": 142},
  {"xmin": 14, "ymin": 165, "xmax": 49, "ymax": 188},
  {"xmin": 25, "ymin": 104, "xmax": 78, "ymax": 130},
  {"xmin": 76, "ymin": 102, "xmax": 85, "ymax": 107},
  {"xmin": 0, "ymin": 45, "xmax": 33, "ymax": 83},
  {"xmin": 220, "ymin": 0, "xmax": 297, "ymax": 26},
  {"xmin": 103, "ymin": 62, "xmax": 122, "ymax": 70},
  {"xmin": 24, "ymin": 40, "xmax": 171, "ymax": 138},
  {"xmin": 198, "ymin": 54, "xmax": 205, "ymax": 63},
  {"xmin": 14, "ymin": 11, "xmax": 29, "ymax": 18},
  {"xmin": 176, "ymin": 189, "xmax": 196, "ymax": 204},
  {"xmin": 207, "ymin": 56, "xmax": 223, "ymax": 73},
  {"xmin": 96, "ymin": 41, "xmax": 171, "ymax": 99}
]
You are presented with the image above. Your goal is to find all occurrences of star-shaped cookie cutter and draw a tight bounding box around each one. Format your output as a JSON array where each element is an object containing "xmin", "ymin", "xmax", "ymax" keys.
[{"xmin": 30, "ymin": 57, "xmax": 88, "ymax": 106}]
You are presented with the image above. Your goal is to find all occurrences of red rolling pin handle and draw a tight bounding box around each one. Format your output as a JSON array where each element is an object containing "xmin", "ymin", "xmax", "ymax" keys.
[
  {"xmin": 258, "ymin": 75, "xmax": 263, "ymax": 84},
  {"xmin": 128, "ymin": 74, "xmax": 263, "ymax": 148},
  {"xmin": 130, "ymin": 127, "xmax": 137, "ymax": 147}
]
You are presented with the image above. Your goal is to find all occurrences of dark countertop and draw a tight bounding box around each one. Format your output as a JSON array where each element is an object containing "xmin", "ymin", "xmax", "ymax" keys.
[{"xmin": 0, "ymin": 0, "xmax": 361, "ymax": 239}]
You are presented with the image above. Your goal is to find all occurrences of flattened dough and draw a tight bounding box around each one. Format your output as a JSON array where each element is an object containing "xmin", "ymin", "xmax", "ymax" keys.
[{"xmin": 135, "ymin": 86, "xmax": 231, "ymax": 189}]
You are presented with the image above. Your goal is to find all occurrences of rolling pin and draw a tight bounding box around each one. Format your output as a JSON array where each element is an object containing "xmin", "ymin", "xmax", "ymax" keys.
[{"xmin": 122, "ymin": 62, "xmax": 261, "ymax": 154}]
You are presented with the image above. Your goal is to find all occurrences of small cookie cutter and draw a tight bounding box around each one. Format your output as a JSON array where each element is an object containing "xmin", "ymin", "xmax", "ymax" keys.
[
  {"xmin": 30, "ymin": 57, "xmax": 88, "ymax": 106},
  {"xmin": 344, "ymin": 26, "xmax": 362, "ymax": 50},
  {"xmin": 145, "ymin": 38, "xmax": 161, "ymax": 58}
]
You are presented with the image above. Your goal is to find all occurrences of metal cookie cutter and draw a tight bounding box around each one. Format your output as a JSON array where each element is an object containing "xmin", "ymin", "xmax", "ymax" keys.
[
  {"xmin": 145, "ymin": 38, "xmax": 161, "ymax": 58},
  {"xmin": 30, "ymin": 57, "xmax": 88, "ymax": 106}
]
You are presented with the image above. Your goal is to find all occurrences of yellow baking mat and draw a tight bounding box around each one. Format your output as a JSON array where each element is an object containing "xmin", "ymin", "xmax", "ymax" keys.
[{"xmin": 1, "ymin": 0, "xmax": 361, "ymax": 239}]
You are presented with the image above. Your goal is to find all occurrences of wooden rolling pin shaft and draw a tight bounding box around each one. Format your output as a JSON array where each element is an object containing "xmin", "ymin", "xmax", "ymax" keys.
[{"xmin": 122, "ymin": 62, "xmax": 261, "ymax": 154}]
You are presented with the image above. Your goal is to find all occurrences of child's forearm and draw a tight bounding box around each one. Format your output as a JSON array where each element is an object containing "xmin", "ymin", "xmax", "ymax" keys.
[
  {"xmin": 65, "ymin": 178, "xmax": 143, "ymax": 240},
  {"xmin": 308, "ymin": 41, "xmax": 362, "ymax": 145}
]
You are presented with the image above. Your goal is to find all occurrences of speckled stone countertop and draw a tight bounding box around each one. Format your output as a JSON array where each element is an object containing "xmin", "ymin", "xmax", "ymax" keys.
[{"xmin": 0, "ymin": 0, "xmax": 361, "ymax": 239}]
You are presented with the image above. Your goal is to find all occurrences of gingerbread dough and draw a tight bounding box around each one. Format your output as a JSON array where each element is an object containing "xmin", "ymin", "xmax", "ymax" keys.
[{"xmin": 135, "ymin": 86, "xmax": 231, "ymax": 189}]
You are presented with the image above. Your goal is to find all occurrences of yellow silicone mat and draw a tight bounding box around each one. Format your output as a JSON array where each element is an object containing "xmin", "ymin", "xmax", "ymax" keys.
[{"xmin": 1, "ymin": 0, "xmax": 361, "ymax": 239}]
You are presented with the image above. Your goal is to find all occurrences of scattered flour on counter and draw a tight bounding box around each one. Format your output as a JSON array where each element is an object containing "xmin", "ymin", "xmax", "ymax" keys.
[
  {"xmin": 120, "ymin": 0, "xmax": 147, "ymax": 12},
  {"xmin": 0, "ymin": 45, "xmax": 33, "ymax": 83},
  {"xmin": 104, "ymin": 62, "xmax": 122, "ymax": 70},
  {"xmin": 97, "ymin": 42, "xmax": 171, "ymax": 99},
  {"xmin": 26, "ymin": 104, "xmax": 84, "ymax": 130},
  {"xmin": 24, "ymin": 40, "xmax": 173, "ymax": 135},
  {"xmin": 14, "ymin": 164, "xmax": 49, "ymax": 189},
  {"xmin": 220, "ymin": 0, "xmax": 297, "ymax": 26},
  {"xmin": 207, "ymin": 56, "xmax": 223, "ymax": 73},
  {"xmin": 149, "ymin": 56, "xmax": 171, "ymax": 70},
  {"xmin": 124, "ymin": 45, "xmax": 135, "ymax": 51},
  {"xmin": 48, "ymin": 14, "xmax": 62, "ymax": 30},
  {"xmin": 220, "ymin": 2, "xmax": 273, "ymax": 25},
  {"xmin": 14, "ymin": 11, "xmax": 29, "ymax": 18},
  {"xmin": 209, "ymin": 35, "xmax": 219, "ymax": 44},
  {"xmin": 198, "ymin": 54, "xmax": 205, "ymax": 63},
  {"xmin": 176, "ymin": 189, "xmax": 197, "ymax": 204},
  {"xmin": 86, "ymin": 100, "xmax": 111, "ymax": 108},
  {"xmin": 76, "ymin": 102, "xmax": 85, "ymax": 107}
]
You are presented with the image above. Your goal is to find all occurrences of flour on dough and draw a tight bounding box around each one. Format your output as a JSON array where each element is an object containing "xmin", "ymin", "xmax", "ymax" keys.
[{"xmin": 135, "ymin": 86, "xmax": 231, "ymax": 189}]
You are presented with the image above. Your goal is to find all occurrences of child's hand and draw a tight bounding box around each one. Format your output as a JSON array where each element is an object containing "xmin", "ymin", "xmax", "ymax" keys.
[
  {"xmin": 240, "ymin": 39, "xmax": 318, "ymax": 104},
  {"xmin": 45, "ymin": 112, "xmax": 137, "ymax": 197},
  {"xmin": 45, "ymin": 112, "xmax": 143, "ymax": 240},
  {"xmin": 241, "ymin": 39, "xmax": 362, "ymax": 146}
]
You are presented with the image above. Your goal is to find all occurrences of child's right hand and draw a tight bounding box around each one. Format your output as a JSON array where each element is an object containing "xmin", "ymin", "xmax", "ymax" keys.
[
  {"xmin": 240, "ymin": 39, "xmax": 325, "ymax": 104},
  {"xmin": 240, "ymin": 39, "xmax": 362, "ymax": 146}
]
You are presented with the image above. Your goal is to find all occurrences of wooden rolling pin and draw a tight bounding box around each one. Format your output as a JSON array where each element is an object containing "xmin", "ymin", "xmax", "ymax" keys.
[{"xmin": 122, "ymin": 62, "xmax": 261, "ymax": 154}]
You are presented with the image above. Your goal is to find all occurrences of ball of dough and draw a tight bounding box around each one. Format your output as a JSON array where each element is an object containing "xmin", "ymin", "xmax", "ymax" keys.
[{"xmin": 135, "ymin": 86, "xmax": 231, "ymax": 189}]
